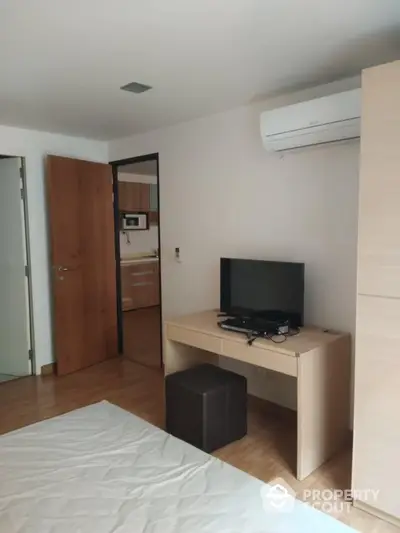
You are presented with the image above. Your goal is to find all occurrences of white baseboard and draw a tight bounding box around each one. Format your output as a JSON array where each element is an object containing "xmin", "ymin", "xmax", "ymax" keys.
[{"xmin": 353, "ymin": 499, "xmax": 400, "ymax": 528}]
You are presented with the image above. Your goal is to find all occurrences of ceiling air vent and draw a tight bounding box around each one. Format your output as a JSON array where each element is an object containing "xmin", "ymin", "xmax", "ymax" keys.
[{"xmin": 120, "ymin": 82, "xmax": 152, "ymax": 94}]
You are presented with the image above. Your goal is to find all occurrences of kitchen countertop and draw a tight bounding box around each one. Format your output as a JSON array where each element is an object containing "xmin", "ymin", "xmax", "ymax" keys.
[{"xmin": 120, "ymin": 254, "xmax": 159, "ymax": 265}]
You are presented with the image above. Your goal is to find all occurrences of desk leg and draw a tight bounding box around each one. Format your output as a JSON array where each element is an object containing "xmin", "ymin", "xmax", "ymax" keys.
[
  {"xmin": 297, "ymin": 337, "xmax": 351, "ymax": 480},
  {"xmin": 164, "ymin": 339, "xmax": 219, "ymax": 376}
]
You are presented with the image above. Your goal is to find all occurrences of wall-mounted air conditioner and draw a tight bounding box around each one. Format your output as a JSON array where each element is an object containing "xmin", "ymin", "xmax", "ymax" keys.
[{"xmin": 260, "ymin": 89, "xmax": 361, "ymax": 152}]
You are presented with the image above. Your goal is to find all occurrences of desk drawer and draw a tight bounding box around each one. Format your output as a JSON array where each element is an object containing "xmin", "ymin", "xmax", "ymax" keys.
[
  {"xmin": 221, "ymin": 339, "xmax": 297, "ymax": 377},
  {"xmin": 167, "ymin": 325, "xmax": 223, "ymax": 355}
]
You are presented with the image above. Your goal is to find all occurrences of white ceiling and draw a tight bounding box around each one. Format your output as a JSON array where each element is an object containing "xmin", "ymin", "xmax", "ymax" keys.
[{"xmin": 1, "ymin": 0, "xmax": 399, "ymax": 141}]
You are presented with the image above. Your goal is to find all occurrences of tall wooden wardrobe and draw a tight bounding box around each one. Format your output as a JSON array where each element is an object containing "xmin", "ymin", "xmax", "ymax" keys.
[{"xmin": 353, "ymin": 59, "xmax": 400, "ymax": 526}]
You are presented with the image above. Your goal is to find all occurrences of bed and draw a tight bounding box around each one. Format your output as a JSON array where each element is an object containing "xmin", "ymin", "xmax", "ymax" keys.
[{"xmin": 0, "ymin": 401, "xmax": 356, "ymax": 532}]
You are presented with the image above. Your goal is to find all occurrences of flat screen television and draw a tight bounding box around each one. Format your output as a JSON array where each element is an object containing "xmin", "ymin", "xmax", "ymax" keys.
[{"xmin": 220, "ymin": 258, "xmax": 305, "ymax": 327}]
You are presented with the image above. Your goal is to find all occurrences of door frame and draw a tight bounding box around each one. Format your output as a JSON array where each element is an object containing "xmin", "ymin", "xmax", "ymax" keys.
[
  {"xmin": 0, "ymin": 155, "xmax": 36, "ymax": 375},
  {"xmin": 21, "ymin": 158, "xmax": 36, "ymax": 375},
  {"xmin": 109, "ymin": 153, "xmax": 163, "ymax": 365}
]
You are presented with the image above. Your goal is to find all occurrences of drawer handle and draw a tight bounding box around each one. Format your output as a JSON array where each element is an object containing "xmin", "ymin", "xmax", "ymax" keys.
[
  {"xmin": 131, "ymin": 270, "xmax": 153, "ymax": 276},
  {"xmin": 132, "ymin": 281, "xmax": 153, "ymax": 287}
]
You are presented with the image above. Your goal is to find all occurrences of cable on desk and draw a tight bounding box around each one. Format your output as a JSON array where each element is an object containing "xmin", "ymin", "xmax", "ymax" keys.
[{"xmin": 246, "ymin": 327, "xmax": 301, "ymax": 346}]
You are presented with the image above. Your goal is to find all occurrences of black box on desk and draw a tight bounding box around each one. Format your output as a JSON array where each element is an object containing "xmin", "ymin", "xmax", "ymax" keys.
[{"xmin": 165, "ymin": 363, "xmax": 247, "ymax": 453}]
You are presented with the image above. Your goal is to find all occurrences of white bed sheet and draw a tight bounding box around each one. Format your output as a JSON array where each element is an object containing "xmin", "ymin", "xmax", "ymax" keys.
[{"xmin": 0, "ymin": 401, "xmax": 356, "ymax": 533}]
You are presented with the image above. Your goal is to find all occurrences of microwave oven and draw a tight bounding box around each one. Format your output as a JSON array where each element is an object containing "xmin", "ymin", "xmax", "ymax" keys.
[{"xmin": 121, "ymin": 213, "xmax": 148, "ymax": 231}]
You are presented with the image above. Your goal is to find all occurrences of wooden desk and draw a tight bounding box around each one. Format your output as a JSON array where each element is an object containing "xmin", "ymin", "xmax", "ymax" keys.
[{"xmin": 164, "ymin": 310, "xmax": 351, "ymax": 480}]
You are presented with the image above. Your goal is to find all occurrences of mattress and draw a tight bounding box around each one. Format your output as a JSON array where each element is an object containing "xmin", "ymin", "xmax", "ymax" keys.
[{"xmin": 0, "ymin": 401, "xmax": 356, "ymax": 533}]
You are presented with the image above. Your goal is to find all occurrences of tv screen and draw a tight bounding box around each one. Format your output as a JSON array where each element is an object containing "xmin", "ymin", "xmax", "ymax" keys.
[{"xmin": 220, "ymin": 258, "xmax": 305, "ymax": 327}]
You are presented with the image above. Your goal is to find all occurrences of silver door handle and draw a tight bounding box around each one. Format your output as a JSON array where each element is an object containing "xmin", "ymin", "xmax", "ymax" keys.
[{"xmin": 58, "ymin": 266, "xmax": 72, "ymax": 272}]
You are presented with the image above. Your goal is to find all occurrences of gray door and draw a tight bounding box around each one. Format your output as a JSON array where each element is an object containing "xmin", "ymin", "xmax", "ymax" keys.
[{"xmin": 0, "ymin": 158, "xmax": 31, "ymax": 376}]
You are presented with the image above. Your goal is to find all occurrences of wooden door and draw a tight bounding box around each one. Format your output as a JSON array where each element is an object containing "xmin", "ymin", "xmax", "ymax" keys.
[
  {"xmin": 353, "ymin": 295, "xmax": 400, "ymax": 518},
  {"xmin": 357, "ymin": 61, "xmax": 400, "ymax": 297},
  {"xmin": 353, "ymin": 60, "xmax": 400, "ymax": 520},
  {"xmin": 47, "ymin": 156, "xmax": 117, "ymax": 375}
]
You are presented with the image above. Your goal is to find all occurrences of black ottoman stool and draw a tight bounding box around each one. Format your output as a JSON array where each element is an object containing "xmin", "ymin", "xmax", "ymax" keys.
[{"xmin": 165, "ymin": 363, "xmax": 247, "ymax": 452}]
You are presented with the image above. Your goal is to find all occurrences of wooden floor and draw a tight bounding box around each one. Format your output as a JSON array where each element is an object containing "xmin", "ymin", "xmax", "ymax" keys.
[
  {"xmin": 123, "ymin": 306, "xmax": 161, "ymax": 367},
  {"xmin": 0, "ymin": 357, "xmax": 397, "ymax": 533}
]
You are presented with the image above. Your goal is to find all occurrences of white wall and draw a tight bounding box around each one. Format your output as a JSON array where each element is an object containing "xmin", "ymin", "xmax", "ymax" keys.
[
  {"xmin": 118, "ymin": 172, "xmax": 159, "ymax": 256},
  {"xmin": 0, "ymin": 125, "xmax": 107, "ymax": 373},
  {"xmin": 109, "ymin": 78, "xmax": 360, "ymax": 410}
]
